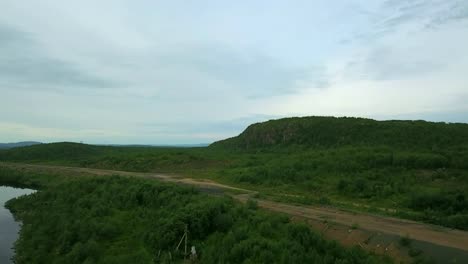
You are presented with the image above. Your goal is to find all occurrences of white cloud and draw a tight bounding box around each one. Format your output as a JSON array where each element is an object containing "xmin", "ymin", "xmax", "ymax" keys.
[{"xmin": 257, "ymin": 4, "xmax": 468, "ymax": 121}]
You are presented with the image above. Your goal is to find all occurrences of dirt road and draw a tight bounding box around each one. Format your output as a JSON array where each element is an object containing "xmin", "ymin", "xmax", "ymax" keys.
[{"xmin": 2, "ymin": 162, "xmax": 468, "ymax": 254}]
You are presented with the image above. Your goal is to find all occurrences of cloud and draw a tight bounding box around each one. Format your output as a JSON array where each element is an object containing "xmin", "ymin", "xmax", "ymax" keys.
[
  {"xmin": 140, "ymin": 114, "xmax": 282, "ymax": 141},
  {"xmin": 343, "ymin": 45, "xmax": 443, "ymax": 81},
  {"xmin": 136, "ymin": 45, "xmax": 313, "ymax": 99},
  {"xmin": 76, "ymin": 43, "xmax": 325, "ymax": 100},
  {"xmin": 0, "ymin": 23, "xmax": 121, "ymax": 92},
  {"xmin": 335, "ymin": 1, "xmax": 468, "ymax": 82},
  {"xmin": 0, "ymin": 21, "xmax": 320, "ymax": 100},
  {"xmin": 0, "ymin": 121, "xmax": 126, "ymax": 142},
  {"xmin": 255, "ymin": 0, "xmax": 468, "ymax": 123},
  {"xmin": 341, "ymin": 0, "xmax": 468, "ymax": 45},
  {"xmin": 383, "ymin": 0, "xmax": 468, "ymax": 26},
  {"xmin": 0, "ymin": 114, "xmax": 283, "ymax": 144},
  {"xmin": 382, "ymin": 0, "xmax": 468, "ymax": 28}
]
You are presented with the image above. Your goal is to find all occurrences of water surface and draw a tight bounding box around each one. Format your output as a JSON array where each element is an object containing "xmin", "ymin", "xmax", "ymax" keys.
[{"xmin": 0, "ymin": 186, "xmax": 35, "ymax": 264}]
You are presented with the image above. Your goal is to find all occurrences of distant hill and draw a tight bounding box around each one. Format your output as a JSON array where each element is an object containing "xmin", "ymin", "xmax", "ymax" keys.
[
  {"xmin": 0, "ymin": 141, "xmax": 42, "ymax": 149},
  {"xmin": 210, "ymin": 116, "xmax": 468, "ymax": 150},
  {"xmin": 0, "ymin": 142, "xmax": 102, "ymax": 161},
  {"xmin": 0, "ymin": 141, "xmax": 210, "ymax": 164},
  {"xmin": 98, "ymin": 143, "xmax": 210, "ymax": 148}
]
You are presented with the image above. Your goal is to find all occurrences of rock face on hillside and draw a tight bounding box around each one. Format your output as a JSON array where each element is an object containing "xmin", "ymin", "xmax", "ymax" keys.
[{"xmin": 210, "ymin": 116, "xmax": 468, "ymax": 150}]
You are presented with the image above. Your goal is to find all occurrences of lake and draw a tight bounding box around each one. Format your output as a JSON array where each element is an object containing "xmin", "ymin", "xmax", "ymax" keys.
[{"xmin": 0, "ymin": 186, "xmax": 35, "ymax": 264}]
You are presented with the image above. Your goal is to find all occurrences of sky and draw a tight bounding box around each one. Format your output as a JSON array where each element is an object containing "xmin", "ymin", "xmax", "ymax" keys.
[{"xmin": 1, "ymin": 0, "xmax": 467, "ymax": 144}]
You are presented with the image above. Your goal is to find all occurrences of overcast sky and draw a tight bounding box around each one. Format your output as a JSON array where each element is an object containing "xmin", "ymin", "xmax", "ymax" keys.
[{"xmin": 1, "ymin": 0, "xmax": 467, "ymax": 144}]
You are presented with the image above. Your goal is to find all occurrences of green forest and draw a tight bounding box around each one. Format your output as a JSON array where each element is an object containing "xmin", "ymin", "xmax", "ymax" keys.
[
  {"xmin": 1, "ymin": 116, "xmax": 468, "ymax": 230},
  {"xmin": 0, "ymin": 167, "xmax": 391, "ymax": 264}
]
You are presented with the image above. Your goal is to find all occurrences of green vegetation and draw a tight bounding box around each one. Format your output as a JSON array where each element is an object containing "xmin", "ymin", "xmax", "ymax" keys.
[
  {"xmin": 399, "ymin": 235, "xmax": 412, "ymax": 247},
  {"xmin": 0, "ymin": 168, "xmax": 390, "ymax": 264},
  {"xmin": 398, "ymin": 235, "xmax": 434, "ymax": 264},
  {"xmin": 1, "ymin": 116, "xmax": 467, "ymax": 230},
  {"xmin": 212, "ymin": 116, "xmax": 468, "ymax": 151}
]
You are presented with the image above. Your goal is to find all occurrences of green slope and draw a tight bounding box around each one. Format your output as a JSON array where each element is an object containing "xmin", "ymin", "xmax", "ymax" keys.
[{"xmin": 211, "ymin": 116, "xmax": 468, "ymax": 151}]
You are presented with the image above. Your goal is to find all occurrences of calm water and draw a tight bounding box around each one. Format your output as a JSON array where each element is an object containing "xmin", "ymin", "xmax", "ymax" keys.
[{"xmin": 0, "ymin": 186, "xmax": 35, "ymax": 264}]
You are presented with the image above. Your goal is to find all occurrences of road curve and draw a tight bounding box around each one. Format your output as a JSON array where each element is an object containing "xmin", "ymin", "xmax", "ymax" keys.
[{"xmin": 2, "ymin": 162, "xmax": 468, "ymax": 252}]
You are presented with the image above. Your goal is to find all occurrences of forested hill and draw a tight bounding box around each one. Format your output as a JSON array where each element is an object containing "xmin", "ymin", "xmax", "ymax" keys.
[
  {"xmin": 210, "ymin": 116, "xmax": 468, "ymax": 150},
  {"xmin": 0, "ymin": 142, "xmax": 102, "ymax": 161}
]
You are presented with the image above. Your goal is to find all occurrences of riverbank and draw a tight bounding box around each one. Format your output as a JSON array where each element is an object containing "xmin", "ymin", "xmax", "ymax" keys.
[{"xmin": 0, "ymin": 186, "xmax": 34, "ymax": 263}]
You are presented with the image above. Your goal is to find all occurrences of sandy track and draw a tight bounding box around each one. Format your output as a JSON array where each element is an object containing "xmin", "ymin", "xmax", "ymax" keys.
[
  {"xmin": 2, "ymin": 162, "xmax": 468, "ymax": 252},
  {"xmin": 234, "ymin": 195, "xmax": 468, "ymax": 251}
]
